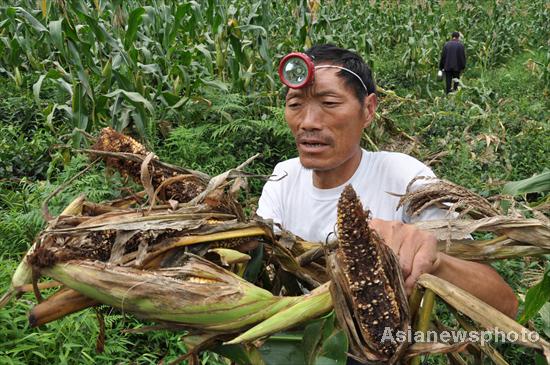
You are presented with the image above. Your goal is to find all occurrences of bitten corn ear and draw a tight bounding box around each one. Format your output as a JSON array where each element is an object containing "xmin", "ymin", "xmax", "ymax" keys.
[
  {"xmin": 327, "ymin": 184, "xmax": 410, "ymax": 364},
  {"xmin": 92, "ymin": 127, "xmax": 206, "ymax": 203}
]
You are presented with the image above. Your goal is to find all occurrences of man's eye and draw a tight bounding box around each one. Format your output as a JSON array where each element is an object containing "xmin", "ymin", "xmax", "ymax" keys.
[
  {"xmin": 322, "ymin": 101, "xmax": 339, "ymax": 107},
  {"xmin": 287, "ymin": 102, "xmax": 301, "ymax": 108}
]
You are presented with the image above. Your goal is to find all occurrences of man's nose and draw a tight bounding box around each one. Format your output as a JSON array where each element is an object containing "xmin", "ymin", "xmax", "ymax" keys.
[{"xmin": 299, "ymin": 104, "xmax": 323, "ymax": 130}]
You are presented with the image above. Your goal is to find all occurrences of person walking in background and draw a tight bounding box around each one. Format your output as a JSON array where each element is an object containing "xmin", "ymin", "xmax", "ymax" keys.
[{"xmin": 439, "ymin": 31, "xmax": 466, "ymax": 94}]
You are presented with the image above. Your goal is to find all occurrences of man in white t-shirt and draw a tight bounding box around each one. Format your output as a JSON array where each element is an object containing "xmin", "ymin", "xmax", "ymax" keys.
[{"xmin": 257, "ymin": 44, "xmax": 517, "ymax": 318}]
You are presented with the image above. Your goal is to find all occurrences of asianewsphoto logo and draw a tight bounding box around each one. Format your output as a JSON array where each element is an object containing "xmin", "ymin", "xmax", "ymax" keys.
[{"xmin": 381, "ymin": 326, "xmax": 540, "ymax": 346}]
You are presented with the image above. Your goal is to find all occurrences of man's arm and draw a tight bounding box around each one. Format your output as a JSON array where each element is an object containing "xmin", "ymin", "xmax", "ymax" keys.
[
  {"xmin": 459, "ymin": 44, "xmax": 466, "ymax": 71},
  {"xmin": 370, "ymin": 219, "xmax": 518, "ymax": 318},
  {"xmin": 439, "ymin": 44, "xmax": 447, "ymax": 70},
  {"xmin": 432, "ymin": 253, "xmax": 518, "ymax": 317}
]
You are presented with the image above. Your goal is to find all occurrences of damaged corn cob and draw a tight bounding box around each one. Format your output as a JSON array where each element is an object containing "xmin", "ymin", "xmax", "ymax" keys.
[
  {"xmin": 40, "ymin": 253, "xmax": 305, "ymax": 332},
  {"xmin": 92, "ymin": 127, "xmax": 206, "ymax": 203},
  {"xmin": 327, "ymin": 184, "xmax": 409, "ymax": 364}
]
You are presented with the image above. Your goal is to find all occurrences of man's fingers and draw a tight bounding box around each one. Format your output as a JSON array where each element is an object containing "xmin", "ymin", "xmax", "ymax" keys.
[
  {"xmin": 397, "ymin": 240, "xmax": 414, "ymax": 280},
  {"xmin": 404, "ymin": 256, "xmax": 432, "ymax": 294},
  {"xmin": 400, "ymin": 228, "xmax": 438, "ymax": 292},
  {"xmin": 394, "ymin": 224, "xmax": 417, "ymax": 279},
  {"xmin": 403, "ymin": 241, "xmax": 439, "ymax": 294},
  {"xmin": 370, "ymin": 218, "xmax": 401, "ymax": 254}
]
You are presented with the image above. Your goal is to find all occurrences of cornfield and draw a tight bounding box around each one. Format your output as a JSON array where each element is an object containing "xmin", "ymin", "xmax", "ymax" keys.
[{"xmin": 1, "ymin": 0, "xmax": 548, "ymax": 143}]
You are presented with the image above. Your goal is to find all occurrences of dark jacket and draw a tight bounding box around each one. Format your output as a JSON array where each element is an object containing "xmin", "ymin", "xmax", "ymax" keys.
[{"xmin": 439, "ymin": 39, "xmax": 466, "ymax": 72}]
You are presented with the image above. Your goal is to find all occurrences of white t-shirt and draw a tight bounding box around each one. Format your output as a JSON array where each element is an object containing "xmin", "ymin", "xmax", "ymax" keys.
[{"xmin": 257, "ymin": 149, "xmax": 448, "ymax": 243}]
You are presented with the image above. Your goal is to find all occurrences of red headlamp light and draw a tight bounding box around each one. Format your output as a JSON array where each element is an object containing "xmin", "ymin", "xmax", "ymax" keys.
[
  {"xmin": 278, "ymin": 52, "xmax": 315, "ymax": 89},
  {"xmin": 278, "ymin": 52, "xmax": 369, "ymax": 93}
]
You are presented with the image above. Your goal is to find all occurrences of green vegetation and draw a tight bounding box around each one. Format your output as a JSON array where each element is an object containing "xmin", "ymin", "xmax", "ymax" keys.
[{"xmin": 0, "ymin": 0, "xmax": 548, "ymax": 364}]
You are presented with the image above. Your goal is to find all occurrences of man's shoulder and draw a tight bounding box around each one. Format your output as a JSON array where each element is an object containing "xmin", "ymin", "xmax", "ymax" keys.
[
  {"xmin": 445, "ymin": 40, "xmax": 464, "ymax": 49},
  {"xmin": 272, "ymin": 156, "xmax": 302, "ymax": 175},
  {"xmin": 366, "ymin": 150, "xmax": 434, "ymax": 178},
  {"xmin": 369, "ymin": 150, "xmax": 424, "ymax": 165}
]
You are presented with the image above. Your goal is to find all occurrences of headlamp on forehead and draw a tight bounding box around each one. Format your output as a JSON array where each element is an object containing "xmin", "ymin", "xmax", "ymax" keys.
[{"xmin": 278, "ymin": 52, "xmax": 369, "ymax": 93}]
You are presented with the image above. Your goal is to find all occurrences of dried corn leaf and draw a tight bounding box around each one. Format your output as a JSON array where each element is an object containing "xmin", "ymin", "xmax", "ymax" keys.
[
  {"xmin": 437, "ymin": 238, "xmax": 549, "ymax": 261},
  {"xmin": 415, "ymin": 216, "xmax": 550, "ymax": 248},
  {"xmin": 47, "ymin": 208, "xmax": 236, "ymax": 233},
  {"xmin": 270, "ymin": 239, "xmax": 326, "ymax": 288},
  {"xmin": 188, "ymin": 153, "xmax": 259, "ymax": 206},
  {"xmin": 397, "ymin": 177, "xmax": 501, "ymax": 219},
  {"xmin": 417, "ymin": 274, "xmax": 550, "ymax": 360},
  {"xmin": 405, "ymin": 341, "xmax": 471, "ymax": 358}
]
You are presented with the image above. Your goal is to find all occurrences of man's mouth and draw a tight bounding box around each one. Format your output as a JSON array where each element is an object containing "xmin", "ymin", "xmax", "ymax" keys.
[
  {"xmin": 297, "ymin": 135, "xmax": 332, "ymax": 145},
  {"xmin": 296, "ymin": 133, "xmax": 333, "ymax": 153},
  {"xmin": 297, "ymin": 138, "xmax": 331, "ymax": 153},
  {"xmin": 301, "ymin": 141, "xmax": 328, "ymax": 147}
]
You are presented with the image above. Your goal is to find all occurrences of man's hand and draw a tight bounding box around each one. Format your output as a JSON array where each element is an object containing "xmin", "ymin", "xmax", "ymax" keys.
[{"xmin": 369, "ymin": 219, "xmax": 440, "ymax": 294}]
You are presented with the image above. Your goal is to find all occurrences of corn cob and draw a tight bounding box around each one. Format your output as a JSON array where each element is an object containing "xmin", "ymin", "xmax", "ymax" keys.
[
  {"xmin": 41, "ymin": 254, "xmax": 305, "ymax": 332},
  {"xmin": 328, "ymin": 184, "xmax": 409, "ymax": 364},
  {"xmin": 91, "ymin": 128, "xmax": 206, "ymax": 203}
]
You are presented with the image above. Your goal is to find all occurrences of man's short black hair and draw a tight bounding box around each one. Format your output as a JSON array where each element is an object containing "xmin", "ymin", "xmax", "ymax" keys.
[
  {"xmin": 305, "ymin": 44, "xmax": 376, "ymax": 103},
  {"xmin": 452, "ymin": 31, "xmax": 460, "ymax": 38}
]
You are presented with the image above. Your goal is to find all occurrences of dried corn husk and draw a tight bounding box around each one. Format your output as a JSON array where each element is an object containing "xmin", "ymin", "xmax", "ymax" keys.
[
  {"xmin": 415, "ymin": 216, "xmax": 550, "ymax": 245},
  {"xmin": 41, "ymin": 254, "xmax": 303, "ymax": 332},
  {"xmin": 0, "ymin": 195, "xmax": 86, "ymax": 308}
]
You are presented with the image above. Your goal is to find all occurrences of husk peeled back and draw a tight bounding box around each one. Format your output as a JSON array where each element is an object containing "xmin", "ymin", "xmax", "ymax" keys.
[{"xmin": 42, "ymin": 253, "xmax": 302, "ymax": 332}]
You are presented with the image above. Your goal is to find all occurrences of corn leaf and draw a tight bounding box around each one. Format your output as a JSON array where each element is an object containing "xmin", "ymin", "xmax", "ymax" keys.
[
  {"xmin": 124, "ymin": 7, "xmax": 145, "ymax": 50},
  {"xmin": 503, "ymin": 171, "xmax": 550, "ymax": 195},
  {"xmin": 519, "ymin": 266, "xmax": 550, "ymax": 324}
]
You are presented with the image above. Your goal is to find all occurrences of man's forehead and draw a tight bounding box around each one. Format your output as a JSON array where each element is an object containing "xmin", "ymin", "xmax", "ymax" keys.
[
  {"xmin": 286, "ymin": 68, "xmax": 349, "ymax": 98},
  {"xmin": 286, "ymin": 87, "xmax": 343, "ymax": 99}
]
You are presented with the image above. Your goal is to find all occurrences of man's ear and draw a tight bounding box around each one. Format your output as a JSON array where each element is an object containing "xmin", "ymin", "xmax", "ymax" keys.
[{"xmin": 362, "ymin": 93, "xmax": 378, "ymax": 128}]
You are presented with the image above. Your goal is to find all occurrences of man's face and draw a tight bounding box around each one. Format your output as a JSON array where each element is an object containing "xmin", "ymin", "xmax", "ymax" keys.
[{"xmin": 285, "ymin": 66, "xmax": 376, "ymax": 174}]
